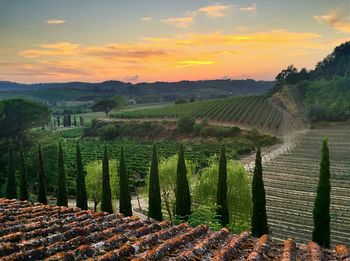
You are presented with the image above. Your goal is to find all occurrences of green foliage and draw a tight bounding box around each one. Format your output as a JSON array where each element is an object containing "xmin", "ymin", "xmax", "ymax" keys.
[
  {"xmin": 177, "ymin": 115, "xmax": 195, "ymax": 133},
  {"xmin": 193, "ymin": 157, "xmax": 252, "ymax": 233},
  {"xmin": 92, "ymin": 96, "xmax": 126, "ymax": 116},
  {"xmin": 19, "ymin": 149, "xmax": 29, "ymax": 201},
  {"xmin": 312, "ymin": 139, "xmax": 331, "ymax": 248},
  {"xmin": 188, "ymin": 204, "xmax": 222, "ymax": 231},
  {"xmin": 37, "ymin": 145, "xmax": 48, "ymax": 204},
  {"xmin": 6, "ymin": 142, "xmax": 17, "ymax": 199},
  {"xmin": 216, "ymin": 145, "xmax": 229, "ymax": 226},
  {"xmin": 175, "ymin": 144, "xmax": 191, "ymax": 220},
  {"xmin": 251, "ymin": 147, "xmax": 268, "ymax": 237},
  {"xmin": 85, "ymin": 159, "xmax": 118, "ymax": 211},
  {"xmin": 56, "ymin": 143, "xmax": 68, "ymax": 206},
  {"xmin": 148, "ymin": 144, "xmax": 163, "ymax": 221},
  {"xmin": 118, "ymin": 146, "xmax": 132, "ymax": 216},
  {"xmin": 0, "ymin": 99, "xmax": 50, "ymax": 139},
  {"xmin": 100, "ymin": 146, "xmax": 113, "ymax": 213},
  {"xmin": 76, "ymin": 144, "xmax": 88, "ymax": 210}
]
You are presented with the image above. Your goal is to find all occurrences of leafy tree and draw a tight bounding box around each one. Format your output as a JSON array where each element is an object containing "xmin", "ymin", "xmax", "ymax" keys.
[
  {"xmin": 148, "ymin": 144, "xmax": 163, "ymax": 221},
  {"xmin": 37, "ymin": 144, "xmax": 48, "ymax": 204},
  {"xmin": 19, "ymin": 149, "xmax": 29, "ymax": 201},
  {"xmin": 100, "ymin": 146, "xmax": 113, "ymax": 213},
  {"xmin": 216, "ymin": 145, "xmax": 229, "ymax": 226},
  {"xmin": 92, "ymin": 96, "xmax": 126, "ymax": 117},
  {"xmin": 6, "ymin": 142, "xmax": 17, "ymax": 199},
  {"xmin": 86, "ymin": 160, "xmax": 118, "ymax": 211},
  {"xmin": 0, "ymin": 99, "xmax": 49, "ymax": 140},
  {"xmin": 251, "ymin": 147, "xmax": 268, "ymax": 237},
  {"xmin": 56, "ymin": 142, "xmax": 68, "ymax": 206},
  {"xmin": 312, "ymin": 139, "xmax": 331, "ymax": 248},
  {"xmin": 119, "ymin": 146, "xmax": 132, "ymax": 216},
  {"xmin": 175, "ymin": 144, "xmax": 191, "ymax": 220},
  {"xmin": 177, "ymin": 115, "xmax": 195, "ymax": 133},
  {"xmin": 193, "ymin": 158, "xmax": 251, "ymax": 232},
  {"xmin": 76, "ymin": 143, "xmax": 88, "ymax": 209}
]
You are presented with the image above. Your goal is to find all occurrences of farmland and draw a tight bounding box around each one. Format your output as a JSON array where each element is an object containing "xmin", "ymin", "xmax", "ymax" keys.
[
  {"xmin": 115, "ymin": 95, "xmax": 291, "ymax": 133},
  {"xmin": 262, "ymin": 126, "xmax": 350, "ymax": 245}
]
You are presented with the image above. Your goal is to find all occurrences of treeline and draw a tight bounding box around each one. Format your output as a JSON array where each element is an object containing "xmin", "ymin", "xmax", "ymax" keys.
[
  {"xmin": 273, "ymin": 41, "xmax": 350, "ymax": 122},
  {"xmin": 1, "ymin": 139, "xmax": 332, "ymax": 247}
]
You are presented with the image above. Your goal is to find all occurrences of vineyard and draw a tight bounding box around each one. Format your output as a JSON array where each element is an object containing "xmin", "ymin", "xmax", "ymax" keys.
[
  {"xmin": 262, "ymin": 127, "xmax": 350, "ymax": 246},
  {"xmin": 115, "ymin": 95, "xmax": 292, "ymax": 133}
]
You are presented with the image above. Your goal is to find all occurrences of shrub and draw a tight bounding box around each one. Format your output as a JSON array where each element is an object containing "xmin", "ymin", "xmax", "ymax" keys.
[{"xmin": 177, "ymin": 115, "xmax": 195, "ymax": 133}]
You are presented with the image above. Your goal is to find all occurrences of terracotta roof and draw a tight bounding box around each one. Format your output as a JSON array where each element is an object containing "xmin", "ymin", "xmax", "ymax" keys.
[{"xmin": 0, "ymin": 198, "xmax": 348, "ymax": 260}]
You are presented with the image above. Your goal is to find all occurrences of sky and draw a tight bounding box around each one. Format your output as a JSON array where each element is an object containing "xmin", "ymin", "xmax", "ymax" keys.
[{"xmin": 1, "ymin": 0, "xmax": 350, "ymax": 83}]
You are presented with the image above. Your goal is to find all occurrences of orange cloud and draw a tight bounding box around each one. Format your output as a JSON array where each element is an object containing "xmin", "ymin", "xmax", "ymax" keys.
[
  {"xmin": 20, "ymin": 42, "xmax": 80, "ymax": 58},
  {"xmin": 314, "ymin": 11, "xmax": 350, "ymax": 33},
  {"xmin": 161, "ymin": 16, "xmax": 194, "ymax": 28},
  {"xmin": 198, "ymin": 4, "xmax": 233, "ymax": 17}
]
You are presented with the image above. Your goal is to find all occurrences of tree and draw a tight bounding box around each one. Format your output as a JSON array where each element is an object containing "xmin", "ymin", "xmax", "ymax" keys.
[
  {"xmin": 73, "ymin": 115, "xmax": 77, "ymax": 126},
  {"xmin": 56, "ymin": 116, "xmax": 61, "ymax": 127},
  {"xmin": 92, "ymin": 99, "xmax": 117, "ymax": 117},
  {"xmin": 216, "ymin": 145, "xmax": 229, "ymax": 226},
  {"xmin": 6, "ymin": 142, "xmax": 17, "ymax": 199},
  {"xmin": 80, "ymin": 116, "xmax": 84, "ymax": 127},
  {"xmin": 177, "ymin": 115, "xmax": 195, "ymax": 133},
  {"xmin": 175, "ymin": 144, "xmax": 191, "ymax": 220},
  {"xmin": 19, "ymin": 149, "xmax": 29, "ymax": 201},
  {"xmin": 56, "ymin": 142, "xmax": 68, "ymax": 206},
  {"xmin": 119, "ymin": 146, "xmax": 132, "ymax": 216},
  {"xmin": 148, "ymin": 144, "xmax": 163, "ymax": 221},
  {"xmin": 37, "ymin": 144, "xmax": 48, "ymax": 204},
  {"xmin": 312, "ymin": 139, "xmax": 331, "ymax": 248},
  {"xmin": 76, "ymin": 143, "xmax": 88, "ymax": 210},
  {"xmin": 251, "ymin": 147, "xmax": 268, "ymax": 237},
  {"xmin": 100, "ymin": 146, "xmax": 113, "ymax": 213}
]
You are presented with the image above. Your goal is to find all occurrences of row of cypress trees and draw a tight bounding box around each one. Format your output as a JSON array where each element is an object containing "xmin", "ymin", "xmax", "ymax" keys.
[{"xmin": 3, "ymin": 139, "xmax": 331, "ymax": 247}]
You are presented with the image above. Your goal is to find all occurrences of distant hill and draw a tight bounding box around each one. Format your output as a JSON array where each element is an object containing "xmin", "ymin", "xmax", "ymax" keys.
[
  {"xmin": 274, "ymin": 41, "xmax": 350, "ymax": 122},
  {"xmin": 0, "ymin": 79, "xmax": 274, "ymax": 102}
]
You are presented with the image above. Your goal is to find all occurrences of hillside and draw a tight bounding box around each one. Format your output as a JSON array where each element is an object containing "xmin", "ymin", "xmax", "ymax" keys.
[
  {"xmin": 0, "ymin": 79, "xmax": 274, "ymax": 102},
  {"xmin": 274, "ymin": 41, "xmax": 350, "ymax": 122},
  {"xmin": 0, "ymin": 198, "xmax": 347, "ymax": 260},
  {"xmin": 115, "ymin": 95, "xmax": 293, "ymax": 134}
]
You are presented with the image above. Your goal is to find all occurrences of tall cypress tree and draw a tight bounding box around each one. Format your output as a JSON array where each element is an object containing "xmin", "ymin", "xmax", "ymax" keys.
[
  {"xmin": 119, "ymin": 146, "xmax": 132, "ymax": 216},
  {"xmin": 216, "ymin": 145, "xmax": 229, "ymax": 226},
  {"xmin": 148, "ymin": 144, "xmax": 162, "ymax": 221},
  {"xmin": 74, "ymin": 115, "xmax": 77, "ymax": 126},
  {"xmin": 19, "ymin": 149, "xmax": 29, "ymax": 201},
  {"xmin": 175, "ymin": 144, "xmax": 191, "ymax": 220},
  {"xmin": 37, "ymin": 144, "xmax": 48, "ymax": 204},
  {"xmin": 101, "ymin": 146, "xmax": 113, "ymax": 213},
  {"xmin": 312, "ymin": 139, "xmax": 331, "ymax": 248},
  {"xmin": 76, "ymin": 143, "xmax": 88, "ymax": 209},
  {"xmin": 251, "ymin": 147, "xmax": 268, "ymax": 237},
  {"xmin": 56, "ymin": 142, "xmax": 68, "ymax": 206},
  {"xmin": 6, "ymin": 142, "xmax": 17, "ymax": 199}
]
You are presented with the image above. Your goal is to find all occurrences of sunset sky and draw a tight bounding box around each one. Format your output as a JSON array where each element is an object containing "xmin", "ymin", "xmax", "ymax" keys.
[{"xmin": 1, "ymin": 0, "xmax": 350, "ymax": 83}]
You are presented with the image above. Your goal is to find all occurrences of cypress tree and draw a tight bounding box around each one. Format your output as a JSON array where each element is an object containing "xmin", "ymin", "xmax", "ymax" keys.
[
  {"xmin": 216, "ymin": 145, "xmax": 229, "ymax": 226},
  {"xmin": 148, "ymin": 144, "xmax": 162, "ymax": 221},
  {"xmin": 37, "ymin": 144, "xmax": 48, "ymax": 204},
  {"xmin": 56, "ymin": 142, "xmax": 68, "ymax": 206},
  {"xmin": 76, "ymin": 143, "xmax": 88, "ymax": 209},
  {"xmin": 251, "ymin": 147, "xmax": 268, "ymax": 237},
  {"xmin": 6, "ymin": 142, "xmax": 17, "ymax": 199},
  {"xmin": 19, "ymin": 149, "xmax": 29, "ymax": 201},
  {"xmin": 57, "ymin": 116, "xmax": 60, "ymax": 127},
  {"xmin": 74, "ymin": 115, "xmax": 77, "ymax": 126},
  {"xmin": 80, "ymin": 116, "xmax": 84, "ymax": 127},
  {"xmin": 101, "ymin": 146, "xmax": 113, "ymax": 213},
  {"xmin": 119, "ymin": 146, "xmax": 132, "ymax": 216},
  {"xmin": 175, "ymin": 144, "xmax": 191, "ymax": 220},
  {"xmin": 312, "ymin": 139, "xmax": 331, "ymax": 248}
]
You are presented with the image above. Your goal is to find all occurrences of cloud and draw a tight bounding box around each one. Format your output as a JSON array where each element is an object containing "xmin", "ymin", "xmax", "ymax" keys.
[
  {"xmin": 240, "ymin": 4, "xmax": 256, "ymax": 13},
  {"xmin": 46, "ymin": 19, "xmax": 66, "ymax": 25},
  {"xmin": 176, "ymin": 60, "xmax": 215, "ymax": 67},
  {"xmin": 314, "ymin": 11, "xmax": 350, "ymax": 33},
  {"xmin": 161, "ymin": 16, "xmax": 194, "ymax": 28},
  {"xmin": 123, "ymin": 75, "xmax": 139, "ymax": 82},
  {"xmin": 20, "ymin": 42, "xmax": 80, "ymax": 57},
  {"xmin": 198, "ymin": 4, "xmax": 233, "ymax": 17},
  {"xmin": 141, "ymin": 16, "xmax": 152, "ymax": 22}
]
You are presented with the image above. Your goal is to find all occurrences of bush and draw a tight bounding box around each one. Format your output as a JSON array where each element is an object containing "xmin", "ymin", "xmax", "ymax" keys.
[
  {"xmin": 174, "ymin": 99, "xmax": 188, "ymax": 105},
  {"xmin": 177, "ymin": 115, "xmax": 195, "ymax": 133},
  {"xmin": 188, "ymin": 204, "xmax": 222, "ymax": 230}
]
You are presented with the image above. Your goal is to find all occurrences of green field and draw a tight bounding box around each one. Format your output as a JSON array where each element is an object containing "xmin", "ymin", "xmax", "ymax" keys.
[{"xmin": 115, "ymin": 95, "xmax": 288, "ymax": 132}]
